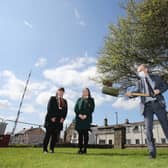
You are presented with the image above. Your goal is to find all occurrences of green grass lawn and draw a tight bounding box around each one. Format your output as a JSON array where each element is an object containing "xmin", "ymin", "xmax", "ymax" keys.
[{"xmin": 0, "ymin": 147, "xmax": 168, "ymax": 168}]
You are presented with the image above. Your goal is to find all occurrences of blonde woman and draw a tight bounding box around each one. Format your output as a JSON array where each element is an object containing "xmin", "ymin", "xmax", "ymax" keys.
[{"xmin": 74, "ymin": 88, "xmax": 95, "ymax": 154}]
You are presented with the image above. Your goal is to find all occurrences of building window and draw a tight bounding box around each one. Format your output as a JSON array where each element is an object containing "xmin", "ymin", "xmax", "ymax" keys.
[
  {"xmin": 135, "ymin": 139, "xmax": 140, "ymax": 144},
  {"xmin": 161, "ymin": 138, "xmax": 166, "ymax": 144},
  {"xmin": 145, "ymin": 139, "xmax": 147, "ymax": 144},
  {"xmin": 73, "ymin": 133, "xmax": 77, "ymax": 139},
  {"xmin": 126, "ymin": 127, "xmax": 131, "ymax": 133},
  {"xmin": 126, "ymin": 139, "xmax": 131, "ymax": 145},
  {"xmin": 109, "ymin": 140, "xmax": 112, "ymax": 145},
  {"xmin": 133, "ymin": 126, "xmax": 139, "ymax": 133},
  {"xmin": 99, "ymin": 140, "xmax": 106, "ymax": 145}
]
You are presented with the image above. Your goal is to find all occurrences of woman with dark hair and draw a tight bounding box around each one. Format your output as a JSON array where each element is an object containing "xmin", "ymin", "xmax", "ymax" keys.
[
  {"xmin": 74, "ymin": 88, "xmax": 95, "ymax": 154},
  {"xmin": 43, "ymin": 87, "xmax": 68, "ymax": 153}
]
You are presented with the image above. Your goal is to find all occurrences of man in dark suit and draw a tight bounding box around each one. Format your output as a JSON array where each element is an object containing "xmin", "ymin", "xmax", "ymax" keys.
[
  {"xmin": 126, "ymin": 64, "xmax": 168, "ymax": 159},
  {"xmin": 43, "ymin": 87, "xmax": 68, "ymax": 153}
]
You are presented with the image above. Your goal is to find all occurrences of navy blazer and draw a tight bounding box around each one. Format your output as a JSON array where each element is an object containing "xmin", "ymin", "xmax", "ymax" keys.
[
  {"xmin": 131, "ymin": 74, "xmax": 168, "ymax": 114},
  {"xmin": 44, "ymin": 96, "xmax": 68, "ymax": 130}
]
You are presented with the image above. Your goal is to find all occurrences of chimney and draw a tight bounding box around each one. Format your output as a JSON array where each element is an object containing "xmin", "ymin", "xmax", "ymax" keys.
[
  {"xmin": 104, "ymin": 118, "xmax": 108, "ymax": 127},
  {"xmin": 125, "ymin": 119, "xmax": 129, "ymax": 124}
]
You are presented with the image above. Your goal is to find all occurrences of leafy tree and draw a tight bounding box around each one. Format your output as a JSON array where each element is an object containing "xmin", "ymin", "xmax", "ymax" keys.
[{"xmin": 97, "ymin": 0, "xmax": 168, "ymax": 88}]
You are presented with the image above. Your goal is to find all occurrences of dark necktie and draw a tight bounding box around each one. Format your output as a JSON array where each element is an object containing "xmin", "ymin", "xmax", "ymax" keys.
[
  {"xmin": 141, "ymin": 80, "xmax": 146, "ymax": 103},
  {"xmin": 145, "ymin": 77, "xmax": 155, "ymax": 97}
]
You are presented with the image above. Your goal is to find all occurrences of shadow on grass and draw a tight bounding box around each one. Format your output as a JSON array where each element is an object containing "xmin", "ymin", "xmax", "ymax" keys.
[
  {"xmin": 54, "ymin": 150, "xmax": 168, "ymax": 158},
  {"xmin": 54, "ymin": 151, "xmax": 148, "ymax": 157}
]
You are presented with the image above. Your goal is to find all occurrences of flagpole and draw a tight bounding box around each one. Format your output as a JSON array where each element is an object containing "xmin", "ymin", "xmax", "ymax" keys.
[{"xmin": 11, "ymin": 70, "xmax": 32, "ymax": 135}]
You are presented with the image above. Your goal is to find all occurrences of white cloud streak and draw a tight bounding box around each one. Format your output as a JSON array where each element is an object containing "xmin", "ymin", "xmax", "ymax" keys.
[
  {"xmin": 112, "ymin": 97, "xmax": 140, "ymax": 110},
  {"xmin": 35, "ymin": 57, "xmax": 47, "ymax": 67},
  {"xmin": 24, "ymin": 20, "xmax": 33, "ymax": 29},
  {"xmin": 74, "ymin": 8, "xmax": 86, "ymax": 27}
]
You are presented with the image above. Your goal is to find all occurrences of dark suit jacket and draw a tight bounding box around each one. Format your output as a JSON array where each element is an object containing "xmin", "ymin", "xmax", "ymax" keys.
[
  {"xmin": 44, "ymin": 96, "xmax": 68, "ymax": 130},
  {"xmin": 131, "ymin": 74, "xmax": 168, "ymax": 114}
]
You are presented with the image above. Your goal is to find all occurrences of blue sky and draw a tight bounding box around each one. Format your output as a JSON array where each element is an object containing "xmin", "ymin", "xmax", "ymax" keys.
[{"xmin": 0, "ymin": 0, "xmax": 167, "ymax": 133}]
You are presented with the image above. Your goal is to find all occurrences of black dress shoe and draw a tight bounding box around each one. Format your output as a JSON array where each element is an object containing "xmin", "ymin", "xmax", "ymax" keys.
[
  {"xmin": 82, "ymin": 148, "xmax": 87, "ymax": 154},
  {"xmin": 149, "ymin": 152, "xmax": 156, "ymax": 159},
  {"xmin": 77, "ymin": 149, "xmax": 83, "ymax": 154}
]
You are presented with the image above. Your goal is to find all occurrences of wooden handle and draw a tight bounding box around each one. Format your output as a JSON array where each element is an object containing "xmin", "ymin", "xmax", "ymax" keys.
[
  {"xmin": 102, "ymin": 86, "xmax": 151, "ymax": 97},
  {"xmin": 131, "ymin": 93, "xmax": 150, "ymax": 97}
]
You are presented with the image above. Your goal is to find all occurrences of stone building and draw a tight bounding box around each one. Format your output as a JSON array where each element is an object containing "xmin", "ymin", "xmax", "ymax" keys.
[
  {"xmin": 11, "ymin": 127, "xmax": 45, "ymax": 145},
  {"xmin": 64, "ymin": 114, "xmax": 168, "ymax": 145},
  {"xmin": 95, "ymin": 120, "xmax": 168, "ymax": 145}
]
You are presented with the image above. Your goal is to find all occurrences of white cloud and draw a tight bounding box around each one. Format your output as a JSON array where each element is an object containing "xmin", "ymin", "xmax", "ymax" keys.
[
  {"xmin": 0, "ymin": 99, "xmax": 10, "ymax": 109},
  {"xmin": 59, "ymin": 56, "xmax": 96, "ymax": 68},
  {"xmin": 74, "ymin": 8, "xmax": 86, "ymax": 27},
  {"xmin": 79, "ymin": 21, "xmax": 86, "ymax": 27},
  {"xmin": 112, "ymin": 97, "xmax": 140, "ymax": 110},
  {"xmin": 64, "ymin": 88, "xmax": 79, "ymax": 100},
  {"xmin": 28, "ymin": 81, "xmax": 50, "ymax": 96},
  {"xmin": 43, "ymin": 56, "xmax": 97, "ymax": 87},
  {"xmin": 84, "ymin": 51, "xmax": 88, "ymax": 57},
  {"xmin": 0, "ymin": 70, "xmax": 25, "ymax": 100},
  {"xmin": 56, "ymin": 56, "xmax": 96, "ymax": 70},
  {"xmin": 0, "ymin": 70, "xmax": 50, "ymax": 101},
  {"xmin": 24, "ymin": 20, "xmax": 33, "ymax": 29},
  {"xmin": 35, "ymin": 57, "xmax": 47, "ymax": 67},
  {"xmin": 92, "ymin": 91, "xmax": 114, "ymax": 107},
  {"xmin": 22, "ymin": 104, "xmax": 36, "ymax": 113},
  {"xmin": 35, "ymin": 84, "xmax": 59, "ymax": 106},
  {"xmin": 36, "ymin": 91, "xmax": 52, "ymax": 106},
  {"xmin": 74, "ymin": 8, "xmax": 80, "ymax": 19}
]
